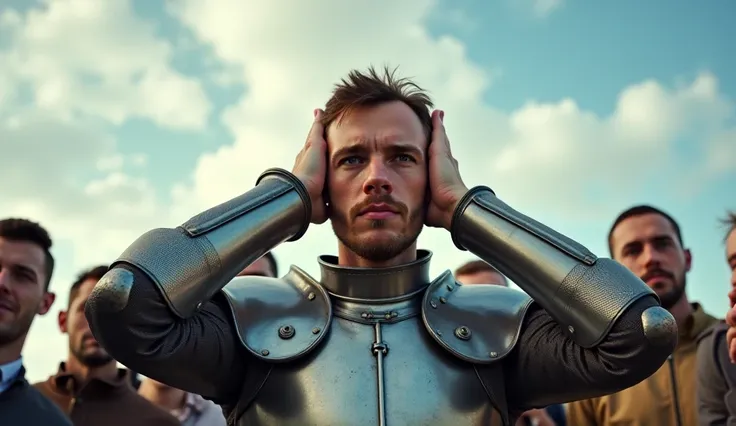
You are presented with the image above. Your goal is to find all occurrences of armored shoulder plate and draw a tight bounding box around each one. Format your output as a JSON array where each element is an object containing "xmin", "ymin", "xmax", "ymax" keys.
[
  {"xmin": 220, "ymin": 266, "xmax": 332, "ymax": 362},
  {"xmin": 421, "ymin": 271, "xmax": 534, "ymax": 364}
]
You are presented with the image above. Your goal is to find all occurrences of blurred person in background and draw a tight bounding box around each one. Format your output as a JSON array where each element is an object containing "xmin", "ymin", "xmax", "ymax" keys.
[
  {"xmin": 0, "ymin": 218, "xmax": 71, "ymax": 425},
  {"xmin": 696, "ymin": 211, "xmax": 736, "ymax": 425},
  {"xmin": 454, "ymin": 259, "xmax": 565, "ymax": 426},
  {"xmin": 34, "ymin": 265, "xmax": 179, "ymax": 426},
  {"xmin": 138, "ymin": 252, "xmax": 278, "ymax": 426},
  {"xmin": 566, "ymin": 205, "xmax": 719, "ymax": 426}
]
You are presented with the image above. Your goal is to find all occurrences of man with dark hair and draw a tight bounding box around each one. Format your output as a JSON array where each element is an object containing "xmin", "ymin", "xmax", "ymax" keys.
[
  {"xmin": 696, "ymin": 211, "xmax": 736, "ymax": 425},
  {"xmin": 86, "ymin": 66, "xmax": 676, "ymax": 425},
  {"xmin": 568, "ymin": 204, "xmax": 719, "ymax": 426},
  {"xmin": 0, "ymin": 218, "xmax": 70, "ymax": 425},
  {"xmin": 33, "ymin": 265, "xmax": 178, "ymax": 426},
  {"xmin": 454, "ymin": 259, "xmax": 508, "ymax": 286}
]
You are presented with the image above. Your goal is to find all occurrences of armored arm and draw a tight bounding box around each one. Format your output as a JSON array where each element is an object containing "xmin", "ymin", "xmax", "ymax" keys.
[
  {"xmin": 450, "ymin": 186, "xmax": 678, "ymax": 406},
  {"xmin": 85, "ymin": 168, "xmax": 311, "ymax": 401}
]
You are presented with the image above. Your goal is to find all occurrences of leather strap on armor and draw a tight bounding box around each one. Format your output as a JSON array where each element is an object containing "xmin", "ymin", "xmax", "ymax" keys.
[
  {"xmin": 450, "ymin": 186, "xmax": 659, "ymax": 348},
  {"xmin": 110, "ymin": 168, "xmax": 311, "ymax": 319}
]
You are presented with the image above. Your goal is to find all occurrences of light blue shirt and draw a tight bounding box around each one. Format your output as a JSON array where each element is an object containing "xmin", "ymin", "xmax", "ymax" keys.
[{"xmin": 0, "ymin": 357, "xmax": 23, "ymax": 393}]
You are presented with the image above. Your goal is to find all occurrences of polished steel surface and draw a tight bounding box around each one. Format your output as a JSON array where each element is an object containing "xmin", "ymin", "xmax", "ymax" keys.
[
  {"xmin": 422, "ymin": 271, "xmax": 534, "ymax": 363},
  {"xmin": 454, "ymin": 188, "xmax": 658, "ymax": 347},
  {"xmin": 220, "ymin": 267, "xmax": 332, "ymax": 362},
  {"xmin": 236, "ymin": 314, "xmax": 496, "ymax": 426},
  {"xmin": 223, "ymin": 253, "xmax": 519, "ymax": 425},
  {"xmin": 112, "ymin": 170, "xmax": 309, "ymax": 318},
  {"xmin": 641, "ymin": 305, "xmax": 678, "ymax": 347}
]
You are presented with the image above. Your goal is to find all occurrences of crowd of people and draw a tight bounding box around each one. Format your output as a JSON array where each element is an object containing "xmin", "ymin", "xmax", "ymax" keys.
[{"xmin": 1, "ymin": 68, "xmax": 734, "ymax": 426}]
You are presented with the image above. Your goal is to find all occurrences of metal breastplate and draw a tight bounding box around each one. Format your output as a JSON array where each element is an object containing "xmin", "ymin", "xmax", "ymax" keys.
[{"xmin": 220, "ymin": 250, "xmax": 532, "ymax": 426}]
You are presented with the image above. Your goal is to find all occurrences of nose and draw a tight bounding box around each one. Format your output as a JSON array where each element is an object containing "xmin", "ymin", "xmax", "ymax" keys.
[
  {"xmin": 362, "ymin": 160, "xmax": 393, "ymax": 195},
  {"xmin": 641, "ymin": 243, "xmax": 664, "ymax": 269},
  {"xmin": 0, "ymin": 268, "xmax": 9, "ymax": 290}
]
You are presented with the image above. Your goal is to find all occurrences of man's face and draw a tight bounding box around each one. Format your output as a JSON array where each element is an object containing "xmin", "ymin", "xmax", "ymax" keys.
[
  {"xmin": 326, "ymin": 101, "xmax": 428, "ymax": 263},
  {"xmin": 456, "ymin": 271, "xmax": 507, "ymax": 286},
  {"xmin": 59, "ymin": 279, "xmax": 113, "ymax": 367},
  {"xmin": 611, "ymin": 213, "xmax": 691, "ymax": 310},
  {"xmin": 726, "ymin": 228, "xmax": 736, "ymax": 289},
  {"xmin": 237, "ymin": 256, "xmax": 274, "ymax": 278},
  {"xmin": 0, "ymin": 237, "xmax": 54, "ymax": 347}
]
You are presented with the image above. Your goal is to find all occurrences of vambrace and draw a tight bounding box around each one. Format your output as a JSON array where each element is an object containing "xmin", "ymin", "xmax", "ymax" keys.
[
  {"xmin": 102, "ymin": 168, "xmax": 311, "ymax": 319},
  {"xmin": 450, "ymin": 186, "xmax": 676, "ymax": 348}
]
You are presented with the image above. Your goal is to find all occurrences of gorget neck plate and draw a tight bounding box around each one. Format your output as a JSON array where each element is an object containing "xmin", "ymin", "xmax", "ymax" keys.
[{"xmin": 317, "ymin": 250, "xmax": 433, "ymax": 323}]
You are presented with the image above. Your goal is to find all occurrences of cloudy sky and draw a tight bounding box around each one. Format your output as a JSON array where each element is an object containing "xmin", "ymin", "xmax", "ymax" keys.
[{"xmin": 2, "ymin": 0, "xmax": 734, "ymax": 382}]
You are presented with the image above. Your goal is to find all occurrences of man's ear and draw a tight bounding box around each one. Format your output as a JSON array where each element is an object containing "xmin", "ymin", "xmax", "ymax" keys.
[
  {"xmin": 38, "ymin": 291, "xmax": 55, "ymax": 315},
  {"xmin": 58, "ymin": 309, "xmax": 69, "ymax": 334},
  {"xmin": 684, "ymin": 248, "xmax": 692, "ymax": 273}
]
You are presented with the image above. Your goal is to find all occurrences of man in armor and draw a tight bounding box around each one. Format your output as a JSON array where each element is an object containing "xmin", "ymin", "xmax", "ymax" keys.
[{"xmin": 84, "ymin": 67, "xmax": 678, "ymax": 426}]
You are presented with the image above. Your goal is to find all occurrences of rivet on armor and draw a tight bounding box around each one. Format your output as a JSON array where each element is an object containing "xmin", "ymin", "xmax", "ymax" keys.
[
  {"xmin": 430, "ymin": 300, "xmax": 438, "ymax": 309},
  {"xmin": 195, "ymin": 302, "xmax": 203, "ymax": 310},
  {"xmin": 391, "ymin": 311, "xmax": 398, "ymax": 317},
  {"xmin": 568, "ymin": 325, "xmax": 575, "ymax": 334},
  {"xmin": 261, "ymin": 349, "xmax": 270, "ymax": 356},
  {"xmin": 361, "ymin": 312, "xmax": 369, "ymax": 319},
  {"xmin": 307, "ymin": 292, "xmax": 316, "ymax": 300},
  {"xmin": 384, "ymin": 313, "xmax": 392, "ymax": 319},
  {"xmin": 446, "ymin": 284, "xmax": 454, "ymax": 291},
  {"xmin": 489, "ymin": 351, "xmax": 498, "ymax": 358},
  {"xmin": 278, "ymin": 325, "xmax": 295, "ymax": 339},
  {"xmin": 439, "ymin": 297, "xmax": 447, "ymax": 304},
  {"xmin": 454, "ymin": 326, "xmax": 472, "ymax": 340},
  {"xmin": 312, "ymin": 327, "xmax": 320, "ymax": 334}
]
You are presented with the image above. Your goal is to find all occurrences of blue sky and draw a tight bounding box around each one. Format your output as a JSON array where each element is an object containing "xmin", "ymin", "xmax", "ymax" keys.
[{"xmin": 1, "ymin": 0, "xmax": 734, "ymax": 382}]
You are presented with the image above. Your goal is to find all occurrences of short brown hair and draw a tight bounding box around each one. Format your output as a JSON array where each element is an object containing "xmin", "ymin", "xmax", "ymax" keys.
[
  {"xmin": 68, "ymin": 265, "xmax": 108, "ymax": 307},
  {"xmin": 321, "ymin": 65, "xmax": 434, "ymax": 138},
  {"xmin": 720, "ymin": 211, "xmax": 736, "ymax": 242},
  {"xmin": 454, "ymin": 260, "xmax": 505, "ymax": 281},
  {"xmin": 0, "ymin": 218, "xmax": 54, "ymax": 290}
]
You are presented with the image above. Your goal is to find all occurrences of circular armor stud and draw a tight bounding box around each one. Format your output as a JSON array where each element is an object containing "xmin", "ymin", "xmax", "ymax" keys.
[
  {"xmin": 568, "ymin": 325, "xmax": 575, "ymax": 334},
  {"xmin": 307, "ymin": 292, "xmax": 315, "ymax": 300},
  {"xmin": 279, "ymin": 325, "xmax": 295, "ymax": 339},
  {"xmin": 489, "ymin": 351, "xmax": 498, "ymax": 358},
  {"xmin": 312, "ymin": 327, "xmax": 320, "ymax": 334},
  {"xmin": 261, "ymin": 349, "xmax": 270, "ymax": 356},
  {"xmin": 430, "ymin": 300, "xmax": 438, "ymax": 308},
  {"xmin": 454, "ymin": 326, "xmax": 472, "ymax": 340},
  {"xmin": 446, "ymin": 285, "xmax": 454, "ymax": 291},
  {"xmin": 440, "ymin": 297, "xmax": 447, "ymax": 304}
]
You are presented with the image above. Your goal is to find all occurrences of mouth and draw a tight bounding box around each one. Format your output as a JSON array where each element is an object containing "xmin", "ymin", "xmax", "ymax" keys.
[
  {"xmin": 0, "ymin": 299, "xmax": 16, "ymax": 314},
  {"xmin": 358, "ymin": 204, "xmax": 399, "ymax": 220},
  {"xmin": 641, "ymin": 271, "xmax": 672, "ymax": 286}
]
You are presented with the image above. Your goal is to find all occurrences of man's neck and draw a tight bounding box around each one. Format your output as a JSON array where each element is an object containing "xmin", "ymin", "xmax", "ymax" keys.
[
  {"xmin": 0, "ymin": 336, "xmax": 24, "ymax": 365},
  {"xmin": 668, "ymin": 296, "xmax": 694, "ymax": 330},
  {"xmin": 138, "ymin": 380, "xmax": 187, "ymax": 412},
  {"xmin": 64, "ymin": 356, "xmax": 118, "ymax": 384}
]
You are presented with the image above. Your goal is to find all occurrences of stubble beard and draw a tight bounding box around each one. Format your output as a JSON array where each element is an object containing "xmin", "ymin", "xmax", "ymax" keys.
[
  {"xmin": 332, "ymin": 211, "xmax": 424, "ymax": 263},
  {"xmin": 0, "ymin": 309, "xmax": 35, "ymax": 346},
  {"xmin": 71, "ymin": 341, "xmax": 114, "ymax": 368},
  {"xmin": 658, "ymin": 274, "xmax": 687, "ymax": 311}
]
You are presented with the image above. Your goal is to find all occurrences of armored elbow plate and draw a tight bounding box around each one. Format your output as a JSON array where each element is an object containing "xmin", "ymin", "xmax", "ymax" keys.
[
  {"xmin": 640, "ymin": 305, "xmax": 678, "ymax": 348},
  {"xmin": 220, "ymin": 266, "xmax": 333, "ymax": 363}
]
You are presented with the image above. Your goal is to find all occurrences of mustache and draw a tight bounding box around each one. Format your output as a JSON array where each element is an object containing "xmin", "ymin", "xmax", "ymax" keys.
[
  {"xmin": 350, "ymin": 195, "xmax": 408, "ymax": 219},
  {"xmin": 641, "ymin": 268, "xmax": 674, "ymax": 282}
]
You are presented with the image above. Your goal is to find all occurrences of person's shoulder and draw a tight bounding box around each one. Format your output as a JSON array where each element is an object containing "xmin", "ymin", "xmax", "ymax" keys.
[
  {"xmin": 128, "ymin": 392, "xmax": 180, "ymax": 425},
  {"xmin": 15, "ymin": 384, "xmax": 71, "ymax": 425}
]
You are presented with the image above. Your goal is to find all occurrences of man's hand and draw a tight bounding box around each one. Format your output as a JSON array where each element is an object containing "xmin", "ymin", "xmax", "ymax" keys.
[
  {"xmin": 292, "ymin": 109, "xmax": 328, "ymax": 224},
  {"xmin": 425, "ymin": 109, "xmax": 469, "ymax": 230}
]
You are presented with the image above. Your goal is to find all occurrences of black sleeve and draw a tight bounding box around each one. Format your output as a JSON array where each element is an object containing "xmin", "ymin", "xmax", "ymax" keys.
[
  {"xmin": 85, "ymin": 264, "xmax": 248, "ymax": 404},
  {"xmin": 503, "ymin": 296, "xmax": 671, "ymax": 412}
]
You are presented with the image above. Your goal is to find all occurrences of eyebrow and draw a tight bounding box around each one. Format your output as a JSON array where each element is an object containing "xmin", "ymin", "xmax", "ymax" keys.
[
  {"xmin": 332, "ymin": 142, "xmax": 424, "ymax": 162},
  {"xmin": 728, "ymin": 252, "xmax": 736, "ymax": 266}
]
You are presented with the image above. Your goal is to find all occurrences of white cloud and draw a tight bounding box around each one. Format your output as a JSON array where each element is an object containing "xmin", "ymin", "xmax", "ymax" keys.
[{"xmin": 0, "ymin": 0, "xmax": 212, "ymax": 130}]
